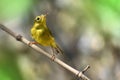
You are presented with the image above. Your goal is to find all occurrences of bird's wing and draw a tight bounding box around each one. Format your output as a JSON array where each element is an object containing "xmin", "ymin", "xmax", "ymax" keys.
[{"xmin": 46, "ymin": 26, "xmax": 54, "ymax": 37}]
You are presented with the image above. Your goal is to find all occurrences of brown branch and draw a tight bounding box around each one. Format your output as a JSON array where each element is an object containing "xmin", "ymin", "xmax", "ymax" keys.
[{"xmin": 0, "ymin": 24, "xmax": 90, "ymax": 80}]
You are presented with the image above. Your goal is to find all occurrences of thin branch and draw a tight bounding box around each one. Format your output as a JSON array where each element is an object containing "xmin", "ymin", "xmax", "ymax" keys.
[{"xmin": 0, "ymin": 24, "xmax": 90, "ymax": 80}]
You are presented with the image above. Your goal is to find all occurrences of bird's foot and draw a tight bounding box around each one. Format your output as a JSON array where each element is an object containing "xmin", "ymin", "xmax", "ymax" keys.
[
  {"xmin": 28, "ymin": 41, "xmax": 38, "ymax": 46},
  {"xmin": 51, "ymin": 54, "xmax": 56, "ymax": 61}
]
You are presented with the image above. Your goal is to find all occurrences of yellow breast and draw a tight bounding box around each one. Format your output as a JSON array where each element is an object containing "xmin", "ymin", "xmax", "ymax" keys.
[{"xmin": 31, "ymin": 27, "xmax": 55, "ymax": 46}]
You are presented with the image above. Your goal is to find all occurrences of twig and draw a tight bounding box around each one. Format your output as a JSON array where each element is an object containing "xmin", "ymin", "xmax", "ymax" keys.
[
  {"xmin": 82, "ymin": 65, "xmax": 90, "ymax": 74},
  {"xmin": 0, "ymin": 24, "xmax": 90, "ymax": 80}
]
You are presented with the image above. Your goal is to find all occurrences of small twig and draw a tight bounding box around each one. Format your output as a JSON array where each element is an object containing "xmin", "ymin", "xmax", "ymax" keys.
[
  {"xmin": 82, "ymin": 65, "xmax": 90, "ymax": 74},
  {"xmin": 0, "ymin": 24, "xmax": 90, "ymax": 80}
]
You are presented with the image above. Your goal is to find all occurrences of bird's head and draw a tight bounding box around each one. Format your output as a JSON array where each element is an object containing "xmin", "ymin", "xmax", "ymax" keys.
[{"xmin": 34, "ymin": 14, "xmax": 47, "ymax": 24}]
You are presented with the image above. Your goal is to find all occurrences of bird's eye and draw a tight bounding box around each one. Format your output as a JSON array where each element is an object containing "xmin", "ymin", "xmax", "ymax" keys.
[
  {"xmin": 35, "ymin": 17, "xmax": 41, "ymax": 22},
  {"xmin": 37, "ymin": 17, "xmax": 40, "ymax": 20}
]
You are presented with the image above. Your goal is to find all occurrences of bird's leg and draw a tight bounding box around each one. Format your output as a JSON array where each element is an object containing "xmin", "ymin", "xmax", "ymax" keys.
[
  {"xmin": 28, "ymin": 41, "xmax": 38, "ymax": 46},
  {"xmin": 51, "ymin": 47, "xmax": 56, "ymax": 61}
]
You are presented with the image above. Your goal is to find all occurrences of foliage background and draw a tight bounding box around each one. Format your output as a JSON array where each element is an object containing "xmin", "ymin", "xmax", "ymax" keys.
[{"xmin": 0, "ymin": 0, "xmax": 120, "ymax": 80}]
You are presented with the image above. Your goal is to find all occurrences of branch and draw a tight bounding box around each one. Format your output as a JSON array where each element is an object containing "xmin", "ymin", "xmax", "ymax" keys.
[{"xmin": 0, "ymin": 24, "xmax": 90, "ymax": 80}]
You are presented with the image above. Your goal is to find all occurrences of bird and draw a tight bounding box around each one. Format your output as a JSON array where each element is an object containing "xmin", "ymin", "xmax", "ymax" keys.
[{"xmin": 30, "ymin": 14, "xmax": 63, "ymax": 59}]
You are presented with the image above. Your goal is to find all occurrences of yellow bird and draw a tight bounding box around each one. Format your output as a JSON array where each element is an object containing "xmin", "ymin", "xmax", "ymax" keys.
[{"xmin": 30, "ymin": 14, "xmax": 63, "ymax": 57}]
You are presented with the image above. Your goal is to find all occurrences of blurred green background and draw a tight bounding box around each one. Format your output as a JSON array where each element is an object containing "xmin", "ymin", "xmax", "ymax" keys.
[{"xmin": 0, "ymin": 0, "xmax": 120, "ymax": 80}]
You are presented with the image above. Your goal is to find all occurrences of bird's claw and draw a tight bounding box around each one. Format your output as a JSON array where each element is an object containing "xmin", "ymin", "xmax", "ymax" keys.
[
  {"xmin": 51, "ymin": 54, "xmax": 56, "ymax": 61},
  {"xmin": 28, "ymin": 41, "xmax": 37, "ymax": 46}
]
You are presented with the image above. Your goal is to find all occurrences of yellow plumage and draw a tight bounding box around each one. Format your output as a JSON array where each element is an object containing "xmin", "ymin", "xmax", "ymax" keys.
[{"xmin": 31, "ymin": 14, "xmax": 63, "ymax": 55}]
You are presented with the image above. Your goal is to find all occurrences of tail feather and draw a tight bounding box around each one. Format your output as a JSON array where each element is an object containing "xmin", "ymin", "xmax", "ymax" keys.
[{"xmin": 55, "ymin": 44, "xmax": 63, "ymax": 55}]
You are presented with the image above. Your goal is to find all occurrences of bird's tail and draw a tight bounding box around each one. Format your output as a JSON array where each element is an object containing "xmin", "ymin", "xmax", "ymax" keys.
[
  {"xmin": 54, "ymin": 44, "xmax": 63, "ymax": 55},
  {"xmin": 51, "ymin": 42, "xmax": 63, "ymax": 55}
]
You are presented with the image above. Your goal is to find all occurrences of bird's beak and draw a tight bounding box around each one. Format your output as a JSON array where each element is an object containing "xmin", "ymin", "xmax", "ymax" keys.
[
  {"xmin": 44, "ymin": 14, "xmax": 47, "ymax": 18},
  {"xmin": 45, "ymin": 12, "xmax": 48, "ymax": 17}
]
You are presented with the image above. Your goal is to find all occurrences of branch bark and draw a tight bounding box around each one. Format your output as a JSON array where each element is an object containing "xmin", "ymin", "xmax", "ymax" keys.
[{"xmin": 0, "ymin": 24, "xmax": 90, "ymax": 80}]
